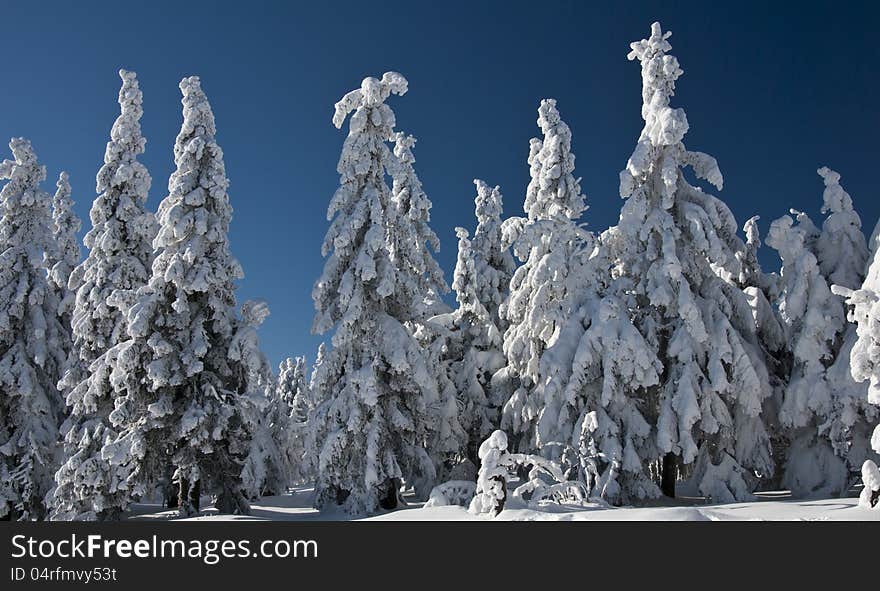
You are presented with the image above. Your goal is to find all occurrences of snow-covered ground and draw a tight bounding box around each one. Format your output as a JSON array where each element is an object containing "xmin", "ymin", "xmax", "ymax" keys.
[{"xmin": 128, "ymin": 485, "xmax": 879, "ymax": 522}]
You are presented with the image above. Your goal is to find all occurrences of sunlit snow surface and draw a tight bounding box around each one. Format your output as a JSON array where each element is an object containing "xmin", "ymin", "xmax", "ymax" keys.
[{"xmin": 128, "ymin": 485, "xmax": 879, "ymax": 522}]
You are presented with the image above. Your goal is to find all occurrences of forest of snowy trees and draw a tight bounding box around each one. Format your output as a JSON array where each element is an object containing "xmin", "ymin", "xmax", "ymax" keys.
[{"xmin": 0, "ymin": 22, "xmax": 878, "ymax": 521}]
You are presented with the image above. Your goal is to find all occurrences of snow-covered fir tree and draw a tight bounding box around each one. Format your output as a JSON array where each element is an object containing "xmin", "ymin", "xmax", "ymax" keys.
[
  {"xmin": 816, "ymin": 170, "xmax": 878, "ymax": 478},
  {"xmin": 279, "ymin": 356, "xmax": 308, "ymax": 418},
  {"xmin": 736, "ymin": 216, "xmax": 788, "ymax": 487},
  {"xmin": 276, "ymin": 355, "xmax": 309, "ymax": 485},
  {"xmin": 421, "ymin": 180, "xmax": 515, "ymax": 469},
  {"xmin": 815, "ymin": 167, "xmax": 868, "ymax": 290},
  {"xmin": 310, "ymin": 72, "xmax": 449, "ymax": 514},
  {"xmin": 234, "ymin": 301, "xmax": 290, "ymax": 498},
  {"xmin": 0, "ymin": 138, "xmax": 67, "ymax": 520},
  {"xmin": 469, "ymin": 180, "xmax": 516, "ymax": 330},
  {"xmin": 539, "ymin": 23, "xmax": 773, "ymax": 504},
  {"xmin": 769, "ymin": 168, "xmax": 876, "ymax": 496},
  {"xmin": 499, "ymin": 98, "xmax": 591, "ymax": 453},
  {"xmin": 389, "ymin": 132, "xmax": 449, "ymax": 320},
  {"xmin": 449, "ymin": 225, "xmax": 505, "ymax": 463},
  {"xmin": 51, "ymin": 70, "xmax": 157, "ymax": 521},
  {"xmin": 101, "ymin": 76, "xmax": 254, "ymax": 517},
  {"xmin": 832, "ymin": 218, "xmax": 880, "ymax": 509},
  {"xmin": 455, "ymin": 180, "xmax": 515, "ymax": 462},
  {"xmin": 47, "ymin": 171, "xmax": 81, "ymax": 333},
  {"xmin": 468, "ymin": 430, "xmax": 510, "ymax": 516},
  {"xmin": 294, "ymin": 344, "xmax": 326, "ymax": 484}
]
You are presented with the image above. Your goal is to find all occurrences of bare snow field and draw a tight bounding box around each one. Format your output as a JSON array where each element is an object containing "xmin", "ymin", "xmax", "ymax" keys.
[{"xmin": 127, "ymin": 485, "xmax": 880, "ymax": 522}]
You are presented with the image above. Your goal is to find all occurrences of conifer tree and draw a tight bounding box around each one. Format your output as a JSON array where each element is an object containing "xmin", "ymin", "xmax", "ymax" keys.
[
  {"xmin": 0, "ymin": 138, "xmax": 66, "ymax": 519},
  {"xmin": 309, "ymin": 73, "xmax": 446, "ymax": 513},
  {"xmin": 539, "ymin": 24, "xmax": 772, "ymax": 504},
  {"xmin": 500, "ymin": 99, "xmax": 590, "ymax": 453},
  {"xmin": 102, "ymin": 76, "xmax": 253, "ymax": 516},
  {"xmin": 48, "ymin": 171, "xmax": 81, "ymax": 333},
  {"xmin": 51, "ymin": 70, "xmax": 157, "ymax": 520},
  {"xmin": 770, "ymin": 169, "xmax": 876, "ymax": 496}
]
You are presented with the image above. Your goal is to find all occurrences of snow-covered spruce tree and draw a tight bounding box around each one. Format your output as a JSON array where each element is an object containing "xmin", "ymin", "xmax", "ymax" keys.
[
  {"xmin": 449, "ymin": 225, "xmax": 506, "ymax": 464},
  {"xmin": 767, "ymin": 215, "xmax": 849, "ymax": 495},
  {"xmin": 468, "ymin": 430, "xmax": 510, "ymax": 517},
  {"xmin": 550, "ymin": 23, "xmax": 773, "ymax": 504},
  {"xmin": 816, "ymin": 170, "xmax": 879, "ymax": 476},
  {"xmin": 769, "ymin": 169, "xmax": 876, "ymax": 497},
  {"xmin": 102, "ymin": 76, "xmax": 253, "ymax": 517},
  {"xmin": 279, "ymin": 356, "xmax": 308, "ymax": 418},
  {"xmin": 310, "ymin": 72, "xmax": 447, "ymax": 514},
  {"xmin": 815, "ymin": 167, "xmax": 868, "ymax": 290},
  {"xmin": 235, "ymin": 301, "xmax": 291, "ymax": 498},
  {"xmin": 0, "ymin": 138, "xmax": 67, "ymax": 520},
  {"xmin": 736, "ymin": 216, "xmax": 788, "ymax": 489},
  {"xmin": 277, "ymin": 355, "xmax": 310, "ymax": 485},
  {"xmin": 470, "ymin": 180, "xmax": 516, "ymax": 331},
  {"xmin": 499, "ymin": 98, "xmax": 591, "ymax": 453},
  {"xmin": 832, "ymin": 219, "xmax": 880, "ymax": 509},
  {"xmin": 295, "ymin": 344, "xmax": 326, "ymax": 484},
  {"xmin": 389, "ymin": 132, "xmax": 449, "ymax": 320},
  {"xmin": 422, "ymin": 180, "xmax": 515, "ymax": 469},
  {"xmin": 48, "ymin": 171, "xmax": 81, "ymax": 333},
  {"xmin": 51, "ymin": 70, "xmax": 157, "ymax": 521},
  {"xmin": 390, "ymin": 132, "xmax": 463, "ymax": 472}
]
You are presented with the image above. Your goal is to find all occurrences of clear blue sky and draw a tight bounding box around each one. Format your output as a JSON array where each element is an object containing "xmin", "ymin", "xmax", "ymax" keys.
[{"xmin": 2, "ymin": 1, "xmax": 877, "ymax": 367}]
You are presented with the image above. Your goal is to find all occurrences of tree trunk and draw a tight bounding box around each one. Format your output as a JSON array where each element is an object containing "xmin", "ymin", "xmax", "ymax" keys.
[
  {"xmin": 661, "ymin": 452, "xmax": 678, "ymax": 498},
  {"xmin": 378, "ymin": 478, "xmax": 401, "ymax": 510},
  {"xmin": 190, "ymin": 479, "xmax": 201, "ymax": 512},
  {"xmin": 164, "ymin": 467, "xmax": 179, "ymax": 509},
  {"xmin": 178, "ymin": 477, "xmax": 200, "ymax": 516}
]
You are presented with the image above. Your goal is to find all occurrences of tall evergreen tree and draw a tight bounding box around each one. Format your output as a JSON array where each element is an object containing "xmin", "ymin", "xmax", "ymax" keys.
[
  {"xmin": 470, "ymin": 180, "xmax": 516, "ymax": 333},
  {"xmin": 48, "ymin": 171, "xmax": 81, "ymax": 333},
  {"xmin": 429, "ymin": 180, "xmax": 515, "ymax": 466},
  {"xmin": 279, "ymin": 355, "xmax": 312, "ymax": 485},
  {"xmin": 0, "ymin": 138, "xmax": 66, "ymax": 519},
  {"xmin": 51, "ymin": 70, "xmax": 157, "ymax": 521},
  {"xmin": 544, "ymin": 23, "xmax": 772, "ymax": 504},
  {"xmin": 834, "ymin": 227, "xmax": 880, "ymax": 509},
  {"xmin": 770, "ymin": 168, "xmax": 876, "ymax": 496},
  {"xmin": 102, "ymin": 76, "xmax": 253, "ymax": 516},
  {"xmin": 235, "ymin": 301, "xmax": 289, "ymax": 498},
  {"xmin": 499, "ymin": 99, "xmax": 590, "ymax": 453},
  {"xmin": 309, "ymin": 72, "xmax": 446, "ymax": 514}
]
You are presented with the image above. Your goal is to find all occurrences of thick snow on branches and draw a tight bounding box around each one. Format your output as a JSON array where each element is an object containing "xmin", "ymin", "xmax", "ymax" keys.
[
  {"xmin": 48, "ymin": 171, "xmax": 81, "ymax": 331},
  {"xmin": 3, "ymin": 20, "xmax": 880, "ymax": 521},
  {"xmin": 532, "ymin": 23, "xmax": 773, "ymax": 505},
  {"xmin": 833, "ymin": 202, "xmax": 880, "ymax": 509},
  {"xmin": 52, "ymin": 69, "xmax": 157, "ymax": 521},
  {"xmin": 500, "ymin": 98, "xmax": 591, "ymax": 452},
  {"xmin": 0, "ymin": 138, "xmax": 67, "ymax": 520},
  {"xmin": 769, "ymin": 168, "xmax": 876, "ymax": 497},
  {"xmin": 309, "ymin": 72, "xmax": 450, "ymax": 514},
  {"xmin": 102, "ymin": 76, "xmax": 256, "ymax": 517}
]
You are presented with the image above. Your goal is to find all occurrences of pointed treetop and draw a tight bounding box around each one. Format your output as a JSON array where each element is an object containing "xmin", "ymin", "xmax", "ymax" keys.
[
  {"xmin": 818, "ymin": 166, "xmax": 855, "ymax": 216},
  {"xmin": 1, "ymin": 137, "xmax": 42, "ymax": 177},
  {"xmin": 474, "ymin": 179, "xmax": 503, "ymax": 225},
  {"xmin": 524, "ymin": 99, "xmax": 585, "ymax": 221},
  {"xmin": 241, "ymin": 299, "xmax": 270, "ymax": 327},
  {"xmin": 107, "ymin": 69, "xmax": 147, "ymax": 156},
  {"xmin": 392, "ymin": 132, "xmax": 417, "ymax": 164},
  {"xmin": 627, "ymin": 22, "xmax": 688, "ymax": 148},
  {"xmin": 178, "ymin": 75, "xmax": 217, "ymax": 138},
  {"xmin": 332, "ymin": 71, "xmax": 408, "ymax": 129},
  {"xmin": 744, "ymin": 215, "xmax": 761, "ymax": 250}
]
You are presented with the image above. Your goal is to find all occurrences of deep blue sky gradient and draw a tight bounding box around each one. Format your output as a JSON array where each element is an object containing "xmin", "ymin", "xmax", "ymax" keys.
[{"xmin": 2, "ymin": 1, "xmax": 878, "ymax": 367}]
